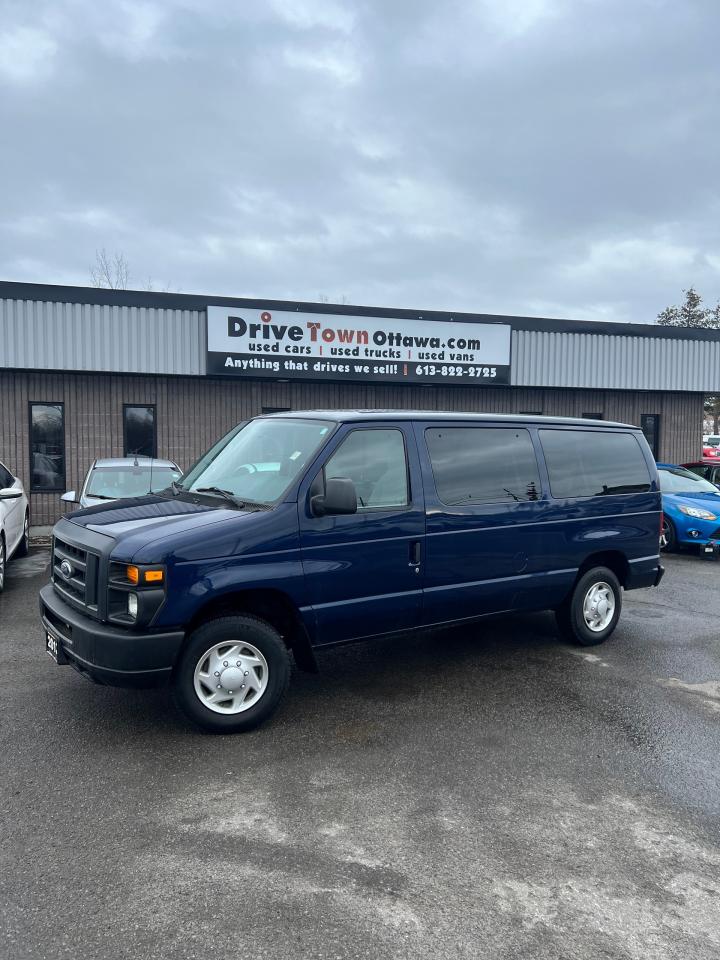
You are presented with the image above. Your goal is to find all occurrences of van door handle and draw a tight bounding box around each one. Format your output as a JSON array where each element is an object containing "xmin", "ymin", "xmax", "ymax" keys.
[{"xmin": 409, "ymin": 541, "xmax": 421, "ymax": 566}]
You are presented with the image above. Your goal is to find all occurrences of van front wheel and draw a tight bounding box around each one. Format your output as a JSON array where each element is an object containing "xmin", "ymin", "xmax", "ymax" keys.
[
  {"xmin": 172, "ymin": 615, "xmax": 291, "ymax": 733},
  {"xmin": 555, "ymin": 566, "xmax": 622, "ymax": 646}
]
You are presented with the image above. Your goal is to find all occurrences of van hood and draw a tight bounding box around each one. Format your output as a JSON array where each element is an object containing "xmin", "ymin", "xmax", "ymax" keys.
[{"xmin": 65, "ymin": 494, "xmax": 251, "ymax": 558}]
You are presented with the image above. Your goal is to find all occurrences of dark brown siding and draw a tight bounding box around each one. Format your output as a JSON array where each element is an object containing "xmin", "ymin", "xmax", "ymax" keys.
[{"xmin": 0, "ymin": 369, "xmax": 703, "ymax": 527}]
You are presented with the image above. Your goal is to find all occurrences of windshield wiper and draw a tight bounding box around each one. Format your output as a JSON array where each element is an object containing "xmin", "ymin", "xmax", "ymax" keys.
[
  {"xmin": 193, "ymin": 486, "xmax": 246, "ymax": 508},
  {"xmin": 87, "ymin": 493, "xmax": 116, "ymax": 500}
]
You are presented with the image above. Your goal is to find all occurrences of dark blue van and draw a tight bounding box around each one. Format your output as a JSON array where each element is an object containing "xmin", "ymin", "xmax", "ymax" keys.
[{"xmin": 40, "ymin": 412, "xmax": 663, "ymax": 732}]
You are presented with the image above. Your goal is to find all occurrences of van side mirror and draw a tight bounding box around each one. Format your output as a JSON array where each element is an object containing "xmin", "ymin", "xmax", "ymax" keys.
[
  {"xmin": 311, "ymin": 477, "xmax": 357, "ymax": 517},
  {"xmin": 0, "ymin": 487, "xmax": 22, "ymax": 500},
  {"xmin": 61, "ymin": 491, "xmax": 78, "ymax": 503}
]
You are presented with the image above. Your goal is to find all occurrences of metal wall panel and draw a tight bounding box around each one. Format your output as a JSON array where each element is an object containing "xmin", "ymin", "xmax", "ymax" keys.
[
  {"xmin": 512, "ymin": 329, "xmax": 720, "ymax": 392},
  {"xmin": 4, "ymin": 294, "xmax": 720, "ymax": 393},
  {"xmin": 0, "ymin": 299, "xmax": 205, "ymax": 375}
]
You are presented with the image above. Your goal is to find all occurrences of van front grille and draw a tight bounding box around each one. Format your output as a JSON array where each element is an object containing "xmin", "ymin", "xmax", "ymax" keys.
[{"xmin": 52, "ymin": 535, "xmax": 100, "ymax": 614}]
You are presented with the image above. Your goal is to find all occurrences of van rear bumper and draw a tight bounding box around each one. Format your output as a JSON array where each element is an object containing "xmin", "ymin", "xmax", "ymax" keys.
[{"xmin": 625, "ymin": 557, "xmax": 664, "ymax": 591}]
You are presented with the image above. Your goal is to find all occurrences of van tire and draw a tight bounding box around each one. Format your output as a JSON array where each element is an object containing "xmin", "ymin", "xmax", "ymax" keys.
[
  {"xmin": 172, "ymin": 615, "xmax": 291, "ymax": 733},
  {"xmin": 555, "ymin": 566, "xmax": 622, "ymax": 647}
]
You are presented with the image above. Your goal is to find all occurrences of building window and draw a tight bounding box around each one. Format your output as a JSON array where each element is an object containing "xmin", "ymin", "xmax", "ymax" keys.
[
  {"xmin": 640, "ymin": 414, "xmax": 661, "ymax": 460},
  {"xmin": 30, "ymin": 402, "xmax": 65, "ymax": 491},
  {"xmin": 123, "ymin": 405, "xmax": 156, "ymax": 458},
  {"xmin": 582, "ymin": 412, "xmax": 603, "ymax": 420}
]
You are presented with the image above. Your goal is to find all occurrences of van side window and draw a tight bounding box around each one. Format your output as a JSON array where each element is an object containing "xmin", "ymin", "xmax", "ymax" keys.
[
  {"xmin": 539, "ymin": 430, "xmax": 652, "ymax": 498},
  {"xmin": 325, "ymin": 429, "xmax": 408, "ymax": 509},
  {"xmin": 425, "ymin": 428, "xmax": 541, "ymax": 504}
]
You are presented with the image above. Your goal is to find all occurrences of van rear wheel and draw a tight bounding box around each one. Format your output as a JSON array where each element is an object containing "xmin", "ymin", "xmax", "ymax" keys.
[
  {"xmin": 172, "ymin": 615, "xmax": 291, "ymax": 733},
  {"xmin": 555, "ymin": 566, "xmax": 622, "ymax": 646}
]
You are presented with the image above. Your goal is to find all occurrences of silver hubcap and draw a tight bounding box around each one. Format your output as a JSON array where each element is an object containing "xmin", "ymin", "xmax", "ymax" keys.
[
  {"xmin": 582, "ymin": 582, "xmax": 615, "ymax": 632},
  {"xmin": 660, "ymin": 522, "xmax": 670, "ymax": 549},
  {"xmin": 193, "ymin": 640, "xmax": 269, "ymax": 714}
]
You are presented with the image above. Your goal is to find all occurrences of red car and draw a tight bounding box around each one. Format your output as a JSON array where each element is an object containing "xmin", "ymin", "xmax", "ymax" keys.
[{"xmin": 681, "ymin": 459, "xmax": 720, "ymax": 487}]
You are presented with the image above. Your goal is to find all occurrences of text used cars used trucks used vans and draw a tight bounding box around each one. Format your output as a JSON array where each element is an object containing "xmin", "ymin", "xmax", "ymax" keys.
[{"xmin": 40, "ymin": 412, "xmax": 664, "ymax": 732}]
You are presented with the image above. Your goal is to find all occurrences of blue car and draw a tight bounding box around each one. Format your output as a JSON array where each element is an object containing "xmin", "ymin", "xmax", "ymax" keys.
[{"xmin": 658, "ymin": 463, "xmax": 720, "ymax": 553}]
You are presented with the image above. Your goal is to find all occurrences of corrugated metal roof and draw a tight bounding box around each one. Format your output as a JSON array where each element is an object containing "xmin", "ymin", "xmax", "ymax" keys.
[{"xmin": 0, "ymin": 298, "xmax": 205, "ymax": 375}]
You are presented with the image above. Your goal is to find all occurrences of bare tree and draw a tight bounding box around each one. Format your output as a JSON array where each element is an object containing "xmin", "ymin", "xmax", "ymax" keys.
[
  {"xmin": 90, "ymin": 249, "xmax": 130, "ymax": 289},
  {"xmin": 318, "ymin": 293, "xmax": 349, "ymax": 304}
]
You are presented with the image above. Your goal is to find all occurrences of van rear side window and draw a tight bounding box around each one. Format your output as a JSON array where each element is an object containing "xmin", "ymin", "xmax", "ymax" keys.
[
  {"xmin": 425, "ymin": 427, "xmax": 541, "ymax": 504},
  {"xmin": 539, "ymin": 430, "xmax": 652, "ymax": 499}
]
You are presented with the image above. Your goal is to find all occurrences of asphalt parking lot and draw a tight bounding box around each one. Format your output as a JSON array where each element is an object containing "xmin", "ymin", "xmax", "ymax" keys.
[{"xmin": 1, "ymin": 550, "xmax": 719, "ymax": 960}]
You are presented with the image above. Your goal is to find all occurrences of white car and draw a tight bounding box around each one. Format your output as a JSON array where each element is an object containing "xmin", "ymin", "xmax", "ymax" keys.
[
  {"xmin": 0, "ymin": 459, "xmax": 29, "ymax": 592},
  {"xmin": 61, "ymin": 457, "xmax": 183, "ymax": 509}
]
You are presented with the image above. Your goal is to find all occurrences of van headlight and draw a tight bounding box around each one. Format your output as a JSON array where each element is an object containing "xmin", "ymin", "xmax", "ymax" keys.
[
  {"xmin": 679, "ymin": 505, "xmax": 717, "ymax": 521},
  {"xmin": 107, "ymin": 561, "xmax": 167, "ymax": 626},
  {"xmin": 128, "ymin": 593, "xmax": 138, "ymax": 619}
]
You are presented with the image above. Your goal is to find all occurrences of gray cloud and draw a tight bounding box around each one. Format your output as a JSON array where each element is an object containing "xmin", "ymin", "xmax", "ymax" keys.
[{"xmin": 1, "ymin": 0, "xmax": 719, "ymax": 321}]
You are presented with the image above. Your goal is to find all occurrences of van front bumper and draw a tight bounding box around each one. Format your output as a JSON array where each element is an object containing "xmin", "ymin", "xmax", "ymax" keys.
[{"xmin": 40, "ymin": 584, "xmax": 185, "ymax": 688}]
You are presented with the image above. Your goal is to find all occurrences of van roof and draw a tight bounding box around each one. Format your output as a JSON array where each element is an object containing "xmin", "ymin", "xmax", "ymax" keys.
[{"xmin": 260, "ymin": 410, "xmax": 636, "ymax": 429}]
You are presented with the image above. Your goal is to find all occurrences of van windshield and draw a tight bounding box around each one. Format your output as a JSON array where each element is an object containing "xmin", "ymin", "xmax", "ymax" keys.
[
  {"xmin": 182, "ymin": 418, "xmax": 334, "ymax": 504},
  {"xmin": 659, "ymin": 466, "xmax": 720, "ymax": 495}
]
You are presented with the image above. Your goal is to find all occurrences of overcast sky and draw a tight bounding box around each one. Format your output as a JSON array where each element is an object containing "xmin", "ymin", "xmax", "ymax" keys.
[{"xmin": 1, "ymin": 0, "xmax": 719, "ymax": 322}]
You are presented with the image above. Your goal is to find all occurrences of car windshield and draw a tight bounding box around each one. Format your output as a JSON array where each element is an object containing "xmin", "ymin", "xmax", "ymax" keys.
[
  {"xmin": 86, "ymin": 465, "xmax": 181, "ymax": 499},
  {"xmin": 659, "ymin": 466, "xmax": 720, "ymax": 495},
  {"xmin": 183, "ymin": 418, "xmax": 334, "ymax": 503}
]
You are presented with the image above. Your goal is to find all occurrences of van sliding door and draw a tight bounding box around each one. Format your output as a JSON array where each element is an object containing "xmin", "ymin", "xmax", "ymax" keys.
[{"xmin": 417, "ymin": 423, "xmax": 558, "ymax": 625}]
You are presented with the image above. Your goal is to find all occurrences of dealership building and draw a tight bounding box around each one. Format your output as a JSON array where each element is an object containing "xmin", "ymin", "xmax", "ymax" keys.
[{"xmin": 1, "ymin": 279, "xmax": 719, "ymax": 528}]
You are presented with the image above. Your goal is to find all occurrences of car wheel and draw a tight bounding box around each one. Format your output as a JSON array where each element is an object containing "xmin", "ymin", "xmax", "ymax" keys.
[
  {"xmin": 555, "ymin": 566, "xmax": 622, "ymax": 647},
  {"xmin": 14, "ymin": 512, "xmax": 29, "ymax": 558},
  {"xmin": 172, "ymin": 615, "xmax": 291, "ymax": 733},
  {"xmin": 660, "ymin": 516, "xmax": 676, "ymax": 552},
  {"xmin": 0, "ymin": 536, "xmax": 5, "ymax": 593}
]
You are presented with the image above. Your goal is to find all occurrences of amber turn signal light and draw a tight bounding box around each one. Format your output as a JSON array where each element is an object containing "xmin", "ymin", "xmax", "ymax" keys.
[
  {"xmin": 127, "ymin": 565, "xmax": 139, "ymax": 584},
  {"xmin": 144, "ymin": 569, "xmax": 164, "ymax": 583}
]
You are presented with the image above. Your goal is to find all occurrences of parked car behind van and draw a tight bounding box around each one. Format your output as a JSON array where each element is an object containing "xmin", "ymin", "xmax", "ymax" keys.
[
  {"xmin": 0, "ymin": 458, "xmax": 29, "ymax": 592},
  {"xmin": 681, "ymin": 459, "xmax": 720, "ymax": 489},
  {"xmin": 40, "ymin": 412, "xmax": 663, "ymax": 733},
  {"xmin": 61, "ymin": 457, "xmax": 182, "ymax": 509},
  {"xmin": 658, "ymin": 462, "xmax": 720, "ymax": 553}
]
